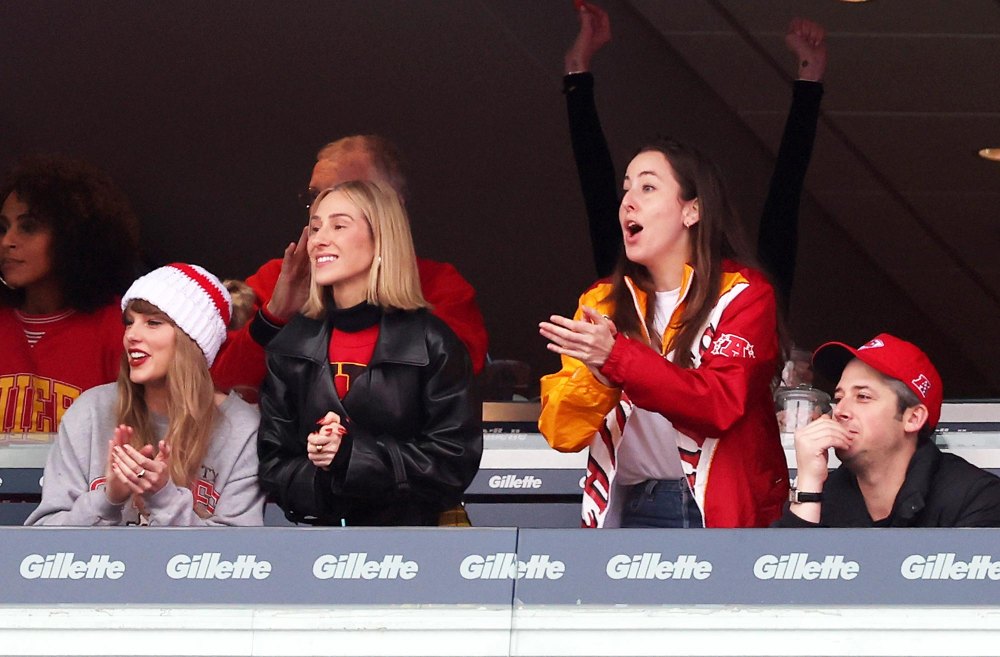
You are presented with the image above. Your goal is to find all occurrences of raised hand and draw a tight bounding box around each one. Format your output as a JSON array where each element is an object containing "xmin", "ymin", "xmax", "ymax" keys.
[
  {"xmin": 785, "ymin": 17, "xmax": 827, "ymax": 82},
  {"xmin": 565, "ymin": 2, "xmax": 612, "ymax": 74},
  {"xmin": 266, "ymin": 225, "xmax": 311, "ymax": 321}
]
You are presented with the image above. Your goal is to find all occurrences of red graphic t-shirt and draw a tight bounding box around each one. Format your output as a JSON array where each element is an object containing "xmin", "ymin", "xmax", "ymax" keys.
[{"xmin": 328, "ymin": 325, "xmax": 379, "ymax": 399}]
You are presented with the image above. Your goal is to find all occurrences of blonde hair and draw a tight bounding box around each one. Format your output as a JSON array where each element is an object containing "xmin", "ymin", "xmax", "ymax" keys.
[
  {"xmin": 116, "ymin": 299, "xmax": 218, "ymax": 487},
  {"xmin": 302, "ymin": 181, "xmax": 427, "ymax": 318},
  {"xmin": 223, "ymin": 278, "xmax": 256, "ymax": 330}
]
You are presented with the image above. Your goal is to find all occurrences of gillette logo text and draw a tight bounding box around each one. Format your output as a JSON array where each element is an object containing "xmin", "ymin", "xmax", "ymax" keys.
[
  {"xmin": 606, "ymin": 553, "xmax": 712, "ymax": 580},
  {"xmin": 753, "ymin": 553, "xmax": 859, "ymax": 580},
  {"xmin": 313, "ymin": 553, "xmax": 418, "ymax": 580},
  {"xmin": 460, "ymin": 553, "xmax": 565, "ymax": 580},
  {"xmin": 20, "ymin": 553, "xmax": 125, "ymax": 580},
  {"xmin": 901, "ymin": 554, "xmax": 1000, "ymax": 580},
  {"xmin": 166, "ymin": 553, "xmax": 271, "ymax": 580}
]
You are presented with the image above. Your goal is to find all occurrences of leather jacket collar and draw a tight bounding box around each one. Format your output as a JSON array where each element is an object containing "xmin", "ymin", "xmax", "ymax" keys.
[{"xmin": 271, "ymin": 307, "xmax": 431, "ymax": 369}]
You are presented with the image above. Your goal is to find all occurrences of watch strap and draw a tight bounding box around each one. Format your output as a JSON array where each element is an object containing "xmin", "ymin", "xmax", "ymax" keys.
[{"xmin": 789, "ymin": 489, "xmax": 823, "ymax": 504}]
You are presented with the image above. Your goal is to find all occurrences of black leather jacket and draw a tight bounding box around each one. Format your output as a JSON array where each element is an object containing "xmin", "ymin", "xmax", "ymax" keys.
[{"xmin": 257, "ymin": 306, "xmax": 482, "ymax": 526}]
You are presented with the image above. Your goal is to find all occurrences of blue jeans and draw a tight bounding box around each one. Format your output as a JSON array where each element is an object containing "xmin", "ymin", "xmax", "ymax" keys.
[{"xmin": 620, "ymin": 478, "xmax": 703, "ymax": 528}]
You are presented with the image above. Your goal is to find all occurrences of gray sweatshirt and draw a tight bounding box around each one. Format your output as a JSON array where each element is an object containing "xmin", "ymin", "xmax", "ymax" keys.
[{"xmin": 25, "ymin": 383, "xmax": 265, "ymax": 526}]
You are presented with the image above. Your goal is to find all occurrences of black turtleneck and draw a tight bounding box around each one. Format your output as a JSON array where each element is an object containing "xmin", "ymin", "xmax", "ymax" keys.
[{"xmin": 327, "ymin": 302, "xmax": 381, "ymax": 332}]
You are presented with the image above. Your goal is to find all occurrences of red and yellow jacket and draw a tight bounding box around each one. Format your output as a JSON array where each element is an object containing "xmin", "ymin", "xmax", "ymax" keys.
[{"xmin": 539, "ymin": 261, "xmax": 787, "ymax": 528}]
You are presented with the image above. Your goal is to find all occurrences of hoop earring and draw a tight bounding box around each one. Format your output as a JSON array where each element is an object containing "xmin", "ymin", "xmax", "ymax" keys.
[{"xmin": 0, "ymin": 273, "xmax": 12, "ymax": 290}]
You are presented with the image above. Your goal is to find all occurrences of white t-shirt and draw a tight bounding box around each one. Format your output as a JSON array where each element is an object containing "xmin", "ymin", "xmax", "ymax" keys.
[{"xmin": 615, "ymin": 288, "xmax": 687, "ymax": 485}]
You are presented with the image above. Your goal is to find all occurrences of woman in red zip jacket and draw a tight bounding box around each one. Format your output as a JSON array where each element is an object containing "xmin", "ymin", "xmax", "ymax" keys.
[{"xmin": 539, "ymin": 139, "xmax": 787, "ymax": 528}]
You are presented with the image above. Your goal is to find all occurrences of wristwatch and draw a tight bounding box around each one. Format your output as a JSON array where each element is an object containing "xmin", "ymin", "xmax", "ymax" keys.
[{"xmin": 789, "ymin": 488, "xmax": 823, "ymax": 504}]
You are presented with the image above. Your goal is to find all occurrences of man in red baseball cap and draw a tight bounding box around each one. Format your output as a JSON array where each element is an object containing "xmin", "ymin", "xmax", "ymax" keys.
[{"xmin": 774, "ymin": 333, "xmax": 1000, "ymax": 527}]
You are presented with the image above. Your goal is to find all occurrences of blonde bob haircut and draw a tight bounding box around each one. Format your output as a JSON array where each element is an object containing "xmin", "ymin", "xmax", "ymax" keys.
[
  {"xmin": 116, "ymin": 299, "xmax": 218, "ymax": 487},
  {"xmin": 302, "ymin": 180, "xmax": 428, "ymax": 318}
]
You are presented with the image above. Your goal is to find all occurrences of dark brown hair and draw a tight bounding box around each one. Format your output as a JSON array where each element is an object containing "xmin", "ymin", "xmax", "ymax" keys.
[
  {"xmin": 606, "ymin": 138, "xmax": 758, "ymax": 368},
  {"xmin": 0, "ymin": 155, "xmax": 140, "ymax": 311}
]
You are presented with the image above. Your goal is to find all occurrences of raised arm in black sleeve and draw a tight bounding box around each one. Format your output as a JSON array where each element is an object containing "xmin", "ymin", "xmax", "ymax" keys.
[
  {"xmin": 564, "ymin": 72, "xmax": 623, "ymax": 279},
  {"xmin": 756, "ymin": 80, "xmax": 824, "ymax": 311}
]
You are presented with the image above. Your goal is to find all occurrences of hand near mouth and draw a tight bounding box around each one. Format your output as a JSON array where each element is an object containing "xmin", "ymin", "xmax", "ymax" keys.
[{"xmin": 792, "ymin": 416, "xmax": 852, "ymax": 489}]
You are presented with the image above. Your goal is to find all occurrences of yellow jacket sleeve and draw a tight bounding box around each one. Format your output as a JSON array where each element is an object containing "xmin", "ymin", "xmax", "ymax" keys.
[{"xmin": 538, "ymin": 285, "xmax": 621, "ymax": 453}]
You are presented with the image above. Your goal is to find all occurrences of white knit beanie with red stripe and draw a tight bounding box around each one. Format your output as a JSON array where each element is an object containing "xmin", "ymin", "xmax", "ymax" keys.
[{"xmin": 121, "ymin": 263, "xmax": 232, "ymax": 367}]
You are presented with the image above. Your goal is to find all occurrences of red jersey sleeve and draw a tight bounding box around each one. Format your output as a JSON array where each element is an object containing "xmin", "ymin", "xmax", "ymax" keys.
[
  {"xmin": 210, "ymin": 259, "xmax": 283, "ymax": 396},
  {"xmin": 417, "ymin": 258, "xmax": 488, "ymax": 374}
]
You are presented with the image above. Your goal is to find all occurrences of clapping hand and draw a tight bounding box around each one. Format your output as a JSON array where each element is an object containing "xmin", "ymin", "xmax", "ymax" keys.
[{"xmin": 539, "ymin": 305, "xmax": 617, "ymax": 386}]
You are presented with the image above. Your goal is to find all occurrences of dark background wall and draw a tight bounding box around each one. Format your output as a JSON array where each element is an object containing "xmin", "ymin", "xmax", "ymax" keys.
[{"xmin": 2, "ymin": 1, "xmax": 993, "ymax": 397}]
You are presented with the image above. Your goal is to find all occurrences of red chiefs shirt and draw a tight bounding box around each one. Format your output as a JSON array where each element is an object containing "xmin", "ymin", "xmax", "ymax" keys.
[
  {"xmin": 327, "ymin": 304, "xmax": 381, "ymax": 399},
  {"xmin": 0, "ymin": 303, "xmax": 123, "ymax": 432}
]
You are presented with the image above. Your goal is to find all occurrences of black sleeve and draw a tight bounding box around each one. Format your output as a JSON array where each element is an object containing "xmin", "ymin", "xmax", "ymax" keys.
[
  {"xmin": 565, "ymin": 72, "xmax": 623, "ymax": 279},
  {"xmin": 248, "ymin": 308, "xmax": 284, "ymax": 347},
  {"xmin": 756, "ymin": 80, "xmax": 824, "ymax": 311},
  {"xmin": 771, "ymin": 504, "xmax": 825, "ymax": 528},
  {"xmin": 257, "ymin": 352, "xmax": 328, "ymax": 521},
  {"xmin": 950, "ymin": 470, "xmax": 1000, "ymax": 527}
]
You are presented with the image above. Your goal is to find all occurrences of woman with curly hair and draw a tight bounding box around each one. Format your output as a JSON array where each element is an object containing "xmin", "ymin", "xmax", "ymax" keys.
[{"xmin": 0, "ymin": 155, "xmax": 139, "ymax": 433}]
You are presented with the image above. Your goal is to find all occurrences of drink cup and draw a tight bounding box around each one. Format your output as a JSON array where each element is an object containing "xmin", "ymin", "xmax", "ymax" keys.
[{"xmin": 774, "ymin": 385, "xmax": 831, "ymax": 449}]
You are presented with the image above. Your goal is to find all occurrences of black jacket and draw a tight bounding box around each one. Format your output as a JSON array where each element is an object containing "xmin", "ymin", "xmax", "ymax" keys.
[
  {"xmin": 257, "ymin": 306, "xmax": 482, "ymax": 526},
  {"xmin": 775, "ymin": 439, "xmax": 1000, "ymax": 527}
]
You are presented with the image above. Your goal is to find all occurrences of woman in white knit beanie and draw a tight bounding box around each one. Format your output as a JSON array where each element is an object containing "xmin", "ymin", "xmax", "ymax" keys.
[{"xmin": 26, "ymin": 263, "xmax": 265, "ymax": 526}]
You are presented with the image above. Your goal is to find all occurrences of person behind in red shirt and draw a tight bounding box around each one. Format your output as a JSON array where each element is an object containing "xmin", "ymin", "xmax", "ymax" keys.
[
  {"xmin": 211, "ymin": 135, "xmax": 487, "ymax": 401},
  {"xmin": 0, "ymin": 156, "xmax": 139, "ymax": 433},
  {"xmin": 538, "ymin": 139, "xmax": 786, "ymax": 528}
]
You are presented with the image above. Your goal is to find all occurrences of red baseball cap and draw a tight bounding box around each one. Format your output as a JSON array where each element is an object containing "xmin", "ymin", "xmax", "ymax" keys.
[{"xmin": 812, "ymin": 333, "xmax": 943, "ymax": 429}]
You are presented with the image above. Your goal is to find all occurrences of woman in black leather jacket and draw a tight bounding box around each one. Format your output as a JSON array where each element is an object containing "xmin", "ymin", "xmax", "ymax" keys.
[{"xmin": 257, "ymin": 180, "xmax": 482, "ymax": 526}]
